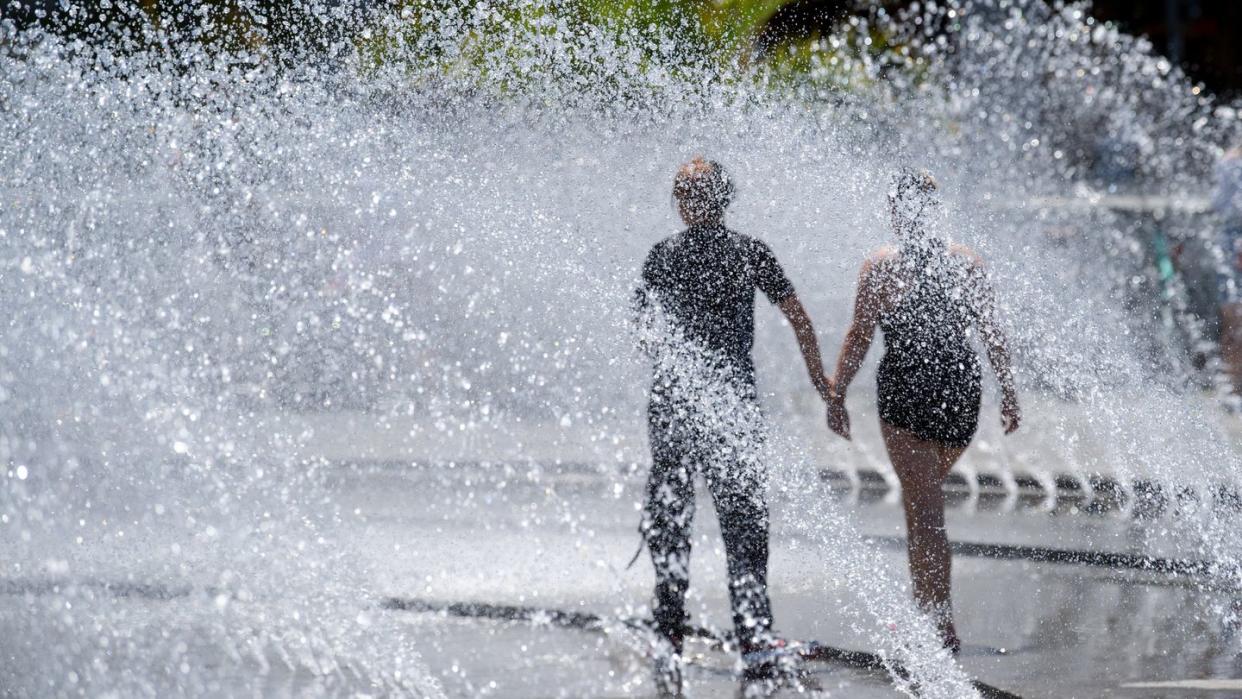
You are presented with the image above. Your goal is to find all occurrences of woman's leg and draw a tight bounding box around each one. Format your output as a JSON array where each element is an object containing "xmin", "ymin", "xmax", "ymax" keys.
[
  {"xmin": 880, "ymin": 421, "xmax": 965, "ymax": 650},
  {"xmin": 932, "ymin": 440, "xmax": 968, "ymax": 649}
]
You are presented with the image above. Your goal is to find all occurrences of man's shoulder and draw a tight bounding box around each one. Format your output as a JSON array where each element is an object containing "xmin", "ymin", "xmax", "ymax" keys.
[
  {"xmin": 645, "ymin": 232, "xmax": 683, "ymax": 259},
  {"xmin": 728, "ymin": 228, "xmax": 759, "ymax": 244},
  {"xmin": 643, "ymin": 231, "xmax": 691, "ymax": 274},
  {"xmin": 646, "ymin": 226, "xmax": 766, "ymax": 261},
  {"xmin": 729, "ymin": 230, "xmax": 778, "ymax": 257}
]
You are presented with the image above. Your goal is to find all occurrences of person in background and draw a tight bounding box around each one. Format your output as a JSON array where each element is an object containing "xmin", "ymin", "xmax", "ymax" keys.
[
  {"xmin": 1213, "ymin": 144, "xmax": 1242, "ymax": 398},
  {"xmin": 633, "ymin": 157, "xmax": 833, "ymax": 692},
  {"xmin": 826, "ymin": 169, "xmax": 1020, "ymax": 653}
]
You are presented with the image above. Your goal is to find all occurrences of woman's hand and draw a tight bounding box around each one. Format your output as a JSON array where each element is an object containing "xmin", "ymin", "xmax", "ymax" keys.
[
  {"xmin": 1001, "ymin": 390, "xmax": 1021, "ymax": 434},
  {"xmin": 826, "ymin": 389, "xmax": 851, "ymax": 440}
]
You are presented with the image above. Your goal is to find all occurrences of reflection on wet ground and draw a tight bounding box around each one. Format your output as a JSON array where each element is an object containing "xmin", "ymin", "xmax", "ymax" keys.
[{"xmin": 330, "ymin": 461, "xmax": 1242, "ymax": 697}]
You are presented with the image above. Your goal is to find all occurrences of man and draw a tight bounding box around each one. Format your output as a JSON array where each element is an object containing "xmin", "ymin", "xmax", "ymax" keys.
[
  {"xmin": 633, "ymin": 158, "xmax": 833, "ymax": 687},
  {"xmin": 1215, "ymin": 145, "xmax": 1242, "ymax": 397}
]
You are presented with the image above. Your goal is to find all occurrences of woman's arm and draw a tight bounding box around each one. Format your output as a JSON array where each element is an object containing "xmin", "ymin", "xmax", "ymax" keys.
[
  {"xmin": 833, "ymin": 258, "xmax": 882, "ymax": 394},
  {"xmin": 777, "ymin": 294, "xmax": 833, "ymax": 402},
  {"xmin": 827, "ymin": 258, "xmax": 883, "ymax": 439},
  {"xmin": 973, "ymin": 259, "xmax": 1021, "ymax": 433}
]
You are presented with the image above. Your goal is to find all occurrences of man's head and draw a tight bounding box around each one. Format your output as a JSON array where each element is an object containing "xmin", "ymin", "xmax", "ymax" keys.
[
  {"xmin": 888, "ymin": 167, "xmax": 939, "ymax": 239},
  {"xmin": 673, "ymin": 157, "xmax": 735, "ymax": 226}
]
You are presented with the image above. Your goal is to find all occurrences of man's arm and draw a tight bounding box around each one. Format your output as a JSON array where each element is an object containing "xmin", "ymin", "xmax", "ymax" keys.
[
  {"xmin": 748, "ymin": 239, "xmax": 831, "ymax": 401},
  {"xmin": 777, "ymin": 295, "xmax": 832, "ymax": 402},
  {"xmin": 632, "ymin": 248, "xmax": 662, "ymax": 357}
]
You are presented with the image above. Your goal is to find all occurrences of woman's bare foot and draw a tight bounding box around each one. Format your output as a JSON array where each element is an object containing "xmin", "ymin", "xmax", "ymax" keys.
[{"xmin": 938, "ymin": 619, "xmax": 961, "ymax": 656}]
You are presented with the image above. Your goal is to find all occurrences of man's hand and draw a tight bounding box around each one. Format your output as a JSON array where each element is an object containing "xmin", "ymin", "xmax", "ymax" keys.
[
  {"xmin": 826, "ymin": 390, "xmax": 850, "ymax": 440},
  {"xmin": 778, "ymin": 295, "xmax": 835, "ymax": 406}
]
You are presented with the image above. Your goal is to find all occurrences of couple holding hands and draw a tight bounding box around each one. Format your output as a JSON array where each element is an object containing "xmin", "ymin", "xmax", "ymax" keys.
[{"xmin": 633, "ymin": 158, "xmax": 1021, "ymax": 685}]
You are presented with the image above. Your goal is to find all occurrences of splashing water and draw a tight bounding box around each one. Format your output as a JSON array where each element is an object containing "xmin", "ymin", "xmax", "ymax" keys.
[{"xmin": 2, "ymin": 0, "xmax": 1242, "ymax": 695}]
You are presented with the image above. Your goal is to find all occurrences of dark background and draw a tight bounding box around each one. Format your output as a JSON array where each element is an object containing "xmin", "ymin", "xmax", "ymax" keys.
[
  {"xmin": 1093, "ymin": 0, "xmax": 1242, "ymax": 99},
  {"xmin": 756, "ymin": 0, "xmax": 1242, "ymax": 99}
]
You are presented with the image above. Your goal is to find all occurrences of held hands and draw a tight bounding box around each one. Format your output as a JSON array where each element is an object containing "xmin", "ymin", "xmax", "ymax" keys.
[
  {"xmin": 813, "ymin": 373, "xmax": 835, "ymax": 403},
  {"xmin": 1001, "ymin": 389, "xmax": 1021, "ymax": 435},
  {"xmin": 824, "ymin": 378, "xmax": 850, "ymax": 441}
]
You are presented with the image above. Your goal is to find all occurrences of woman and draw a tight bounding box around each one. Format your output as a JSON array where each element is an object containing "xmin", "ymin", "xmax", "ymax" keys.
[{"xmin": 826, "ymin": 169, "xmax": 1020, "ymax": 652}]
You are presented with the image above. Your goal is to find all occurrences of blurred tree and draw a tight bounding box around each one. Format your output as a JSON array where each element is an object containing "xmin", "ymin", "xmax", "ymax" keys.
[
  {"xmin": 1, "ymin": 0, "xmax": 929, "ymax": 99},
  {"xmin": 2, "ymin": 0, "xmax": 375, "ymax": 63},
  {"xmin": 355, "ymin": 0, "xmax": 915, "ymax": 98}
]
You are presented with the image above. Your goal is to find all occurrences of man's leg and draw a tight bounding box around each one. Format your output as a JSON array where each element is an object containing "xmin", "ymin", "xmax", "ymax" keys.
[
  {"xmin": 644, "ymin": 422, "xmax": 696, "ymax": 655},
  {"xmin": 707, "ymin": 459, "xmax": 772, "ymax": 654}
]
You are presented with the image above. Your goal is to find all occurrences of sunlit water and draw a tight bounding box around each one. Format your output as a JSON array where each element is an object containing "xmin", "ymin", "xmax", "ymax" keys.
[{"xmin": 2, "ymin": 1, "xmax": 1241, "ymax": 696}]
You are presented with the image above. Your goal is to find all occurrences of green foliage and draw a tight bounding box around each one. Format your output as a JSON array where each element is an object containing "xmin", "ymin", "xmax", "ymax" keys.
[
  {"xmin": 11, "ymin": 0, "xmax": 922, "ymax": 94},
  {"xmin": 758, "ymin": 14, "xmax": 924, "ymax": 94},
  {"xmin": 359, "ymin": 0, "xmax": 715, "ymax": 99},
  {"xmin": 356, "ymin": 0, "xmax": 923, "ymax": 99},
  {"xmin": 703, "ymin": 0, "xmax": 792, "ymax": 45}
]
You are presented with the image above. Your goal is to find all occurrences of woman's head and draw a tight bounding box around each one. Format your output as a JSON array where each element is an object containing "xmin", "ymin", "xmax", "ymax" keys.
[
  {"xmin": 888, "ymin": 168, "xmax": 939, "ymax": 240},
  {"xmin": 673, "ymin": 157, "xmax": 735, "ymax": 226}
]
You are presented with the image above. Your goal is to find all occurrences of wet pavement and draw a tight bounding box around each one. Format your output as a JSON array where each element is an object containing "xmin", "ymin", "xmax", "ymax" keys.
[
  {"xmin": 0, "ymin": 454, "xmax": 1234, "ymax": 697},
  {"xmin": 330, "ymin": 460, "xmax": 1242, "ymax": 698}
]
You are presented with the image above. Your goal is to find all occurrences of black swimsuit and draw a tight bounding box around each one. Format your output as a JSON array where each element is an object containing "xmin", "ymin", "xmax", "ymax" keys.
[{"xmin": 876, "ymin": 244, "xmax": 983, "ymax": 448}]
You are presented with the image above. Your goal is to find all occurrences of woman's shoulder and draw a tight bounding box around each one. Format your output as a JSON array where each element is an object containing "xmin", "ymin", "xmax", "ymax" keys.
[
  {"xmin": 948, "ymin": 243, "xmax": 986, "ymax": 268},
  {"xmin": 865, "ymin": 245, "xmax": 899, "ymax": 266},
  {"xmin": 858, "ymin": 246, "xmax": 898, "ymax": 283}
]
